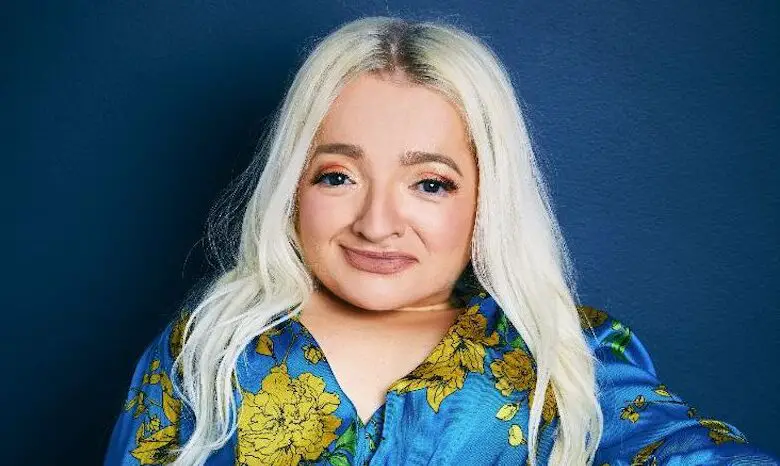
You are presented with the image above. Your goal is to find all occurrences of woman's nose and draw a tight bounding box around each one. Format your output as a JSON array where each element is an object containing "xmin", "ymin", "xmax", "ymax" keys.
[{"xmin": 350, "ymin": 184, "xmax": 406, "ymax": 242}]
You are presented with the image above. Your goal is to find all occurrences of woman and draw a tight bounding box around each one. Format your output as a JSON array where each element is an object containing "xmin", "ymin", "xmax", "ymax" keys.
[{"xmin": 104, "ymin": 16, "xmax": 777, "ymax": 465}]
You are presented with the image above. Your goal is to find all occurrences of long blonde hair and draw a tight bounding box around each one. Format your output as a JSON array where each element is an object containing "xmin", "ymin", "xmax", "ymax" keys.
[{"xmin": 170, "ymin": 16, "xmax": 603, "ymax": 465}]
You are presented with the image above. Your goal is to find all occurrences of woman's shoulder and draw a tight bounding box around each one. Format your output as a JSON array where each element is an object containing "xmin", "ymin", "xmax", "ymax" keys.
[
  {"xmin": 104, "ymin": 309, "xmax": 193, "ymax": 465},
  {"xmin": 146, "ymin": 307, "xmax": 192, "ymax": 365},
  {"xmin": 576, "ymin": 304, "xmax": 633, "ymax": 343},
  {"xmin": 575, "ymin": 305, "xmax": 779, "ymax": 463},
  {"xmin": 575, "ymin": 304, "xmax": 659, "ymax": 375},
  {"xmin": 487, "ymin": 296, "xmax": 658, "ymax": 375}
]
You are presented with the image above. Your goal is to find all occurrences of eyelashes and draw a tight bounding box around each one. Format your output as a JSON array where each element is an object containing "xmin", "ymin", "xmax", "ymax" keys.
[
  {"xmin": 311, "ymin": 171, "xmax": 351, "ymax": 186},
  {"xmin": 417, "ymin": 177, "xmax": 459, "ymax": 195},
  {"xmin": 310, "ymin": 170, "xmax": 459, "ymax": 197}
]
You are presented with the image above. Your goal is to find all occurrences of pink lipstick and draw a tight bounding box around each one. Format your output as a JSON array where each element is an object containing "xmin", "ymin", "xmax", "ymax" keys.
[{"xmin": 341, "ymin": 246, "xmax": 417, "ymax": 275}]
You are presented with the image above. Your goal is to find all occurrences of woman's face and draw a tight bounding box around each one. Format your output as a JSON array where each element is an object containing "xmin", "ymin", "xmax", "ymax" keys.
[{"xmin": 296, "ymin": 72, "xmax": 478, "ymax": 311}]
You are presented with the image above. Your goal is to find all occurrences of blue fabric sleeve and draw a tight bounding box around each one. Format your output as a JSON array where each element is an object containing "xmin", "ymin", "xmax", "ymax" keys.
[
  {"xmin": 104, "ymin": 318, "xmax": 184, "ymax": 466},
  {"xmin": 584, "ymin": 309, "xmax": 779, "ymax": 465}
]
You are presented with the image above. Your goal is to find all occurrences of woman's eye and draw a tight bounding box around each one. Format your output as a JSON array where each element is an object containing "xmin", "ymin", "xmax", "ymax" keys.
[
  {"xmin": 415, "ymin": 178, "xmax": 458, "ymax": 196},
  {"xmin": 312, "ymin": 172, "xmax": 457, "ymax": 196},
  {"xmin": 313, "ymin": 171, "xmax": 353, "ymax": 187}
]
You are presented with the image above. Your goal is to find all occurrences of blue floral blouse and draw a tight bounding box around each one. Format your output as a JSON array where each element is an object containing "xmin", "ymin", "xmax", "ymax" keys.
[{"xmin": 105, "ymin": 292, "xmax": 778, "ymax": 465}]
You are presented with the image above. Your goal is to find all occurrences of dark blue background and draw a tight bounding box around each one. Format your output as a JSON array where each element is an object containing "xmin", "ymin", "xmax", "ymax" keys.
[{"xmin": 3, "ymin": 1, "xmax": 778, "ymax": 464}]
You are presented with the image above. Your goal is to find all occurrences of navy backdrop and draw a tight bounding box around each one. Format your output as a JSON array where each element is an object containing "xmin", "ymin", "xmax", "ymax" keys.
[{"xmin": 3, "ymin": 1, "xmax": 778, "ymax": 464}]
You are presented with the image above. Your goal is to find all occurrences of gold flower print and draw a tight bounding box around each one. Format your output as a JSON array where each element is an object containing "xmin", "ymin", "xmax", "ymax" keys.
[
  {"xmin": 389, "ymin": 303, "xmax": 499, "ymax": 412},
  {"xmin": 495, "ymin": 401, "xmax": 528, "ymax": 448},
  {"xmin": 445, "ymin": 304, "xmax": 501, "ymax": 371},
  {"xmin": 621, "ymin": 403, "xmax": 640, "ymax": 423},
  {"xmin": 698, "ymin": 419, "xmax": 747, "ymax": 445},
  {"xmin": 508, "ymin": 424, "xmax": 526, "ymax": 446},
  {"xmin": 303, "ymin": 344, "xmax": 325, "ymax": 364},
  {"xmin": 168, "ymin": 309, "xmax": 191, "ymax": 361},
  {"xmin": 620, "ymin": 394, "xmax": 650, "ymax": 423},
  {"xmin": 236, "ymin": 363, "xmax": 342, "ymax": 466},
  {"xmin": 123, "ymin": 358, "xmax": 181, "ymax": 465},
  {"xmin": 490, "ymin": 349, "xmax": 535, "ymax": 397},
  {"xmin": 491, "ymin": 345, "xmax": 558, "ymax": 446},
  {"xmin": 255, "ymin": 335, "xmax": 274, "ymax": 357},
  {"xmin": 618, "ymin": 383, "xmax": 747, "ymax": 449},
  {"xmin": 653, "ymin": 384, "xmax": 671, "ymax": 397},
  {"xmin": 255, "ymin": 327, "xmax": 283, "ymax": 357},
  {"xmin": 631, "ymin": 438, "xmax": 664, "ymax": 466},
  {"xmin": 614, "ymin": 385, "xmax": 670, "ymax": 414},
  {"xmin": 490, "ymin": 347, "xmax": 558, "ymax": 424},
  {"xmin": 168, "ymin": 309, "xmax": 192, "ymax": 382},
  {"xmin": 495, "ymin": 403, "xmax": 520, "ymax": 421},
  {"xmin": 528, "ymin": 382, "xmax": 559, "ymax": 426},
  {"xmin": 390, "ymin": 355, "xmax": 464, "ymax": 413},
  {"xmin": 577, "ymin": 305, "xmax": 609, "ymax": 329}
]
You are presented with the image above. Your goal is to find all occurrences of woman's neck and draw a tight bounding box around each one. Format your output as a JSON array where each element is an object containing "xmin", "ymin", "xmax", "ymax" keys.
[{"xmin": 309, "ymin": 286, "xmax": 461, "ymax": 322}]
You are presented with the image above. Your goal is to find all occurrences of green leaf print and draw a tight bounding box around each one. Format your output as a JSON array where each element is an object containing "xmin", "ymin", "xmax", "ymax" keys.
[
  {"xmin": 604, "ymin": 320, "xmax": 631, "ymax": 361},
  {"xmin": 496, "ymin": 312, "xmax": 508, "ymax": 335},
  {"xmin": 328, "ymin": 453, "xmax": 350, "ymax": 466},
  {"xmin": 509, "ymin": 336, "xmax": 528, "ymax": 352},
  {"xmin": 334, "ymin": 422, "xmax": 357, "ymax": 455}
]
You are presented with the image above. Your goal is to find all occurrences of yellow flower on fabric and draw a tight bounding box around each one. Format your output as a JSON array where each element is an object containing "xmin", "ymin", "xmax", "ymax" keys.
[
  {"xmin": 255, "ymin": 327, "xmax": 283, "ymax": 357},
  {"xmin": 446, "ymin": 304, "xmax": 501, "ymax": 370},
  {"xmin": 496, "ymin": 403, "xmax": 519, "ymax": 421},
  {"xmin": 390, "ymin": 358, "xmax": 465, "ymax": 412},
  {"xmin": 303, "ymin": 344, "xmax": 325, "ymax": 364},
  {"xmin": 489, "ymin": 317, "xmax": 560, "ymax": 426},
  {"xmin": 490, "ymin": 349, "xmax": 535, "ymax": 397},
  {"xmin": 577, "ymin": 305, "xmax": 609, "ymax": 329},
  {"xmin": 631, "ymin": 439, "xmax": 664, "ymax": 466},
  {"xmin": 508, "ymin": 424, "xmax": 526, "ymax": 446},
  {"xmin": 157, "ymin": 372, "xmax": 180, "ymax": 424},
  {"xmin": 653, "ymin": 384, "xmax": 671, "ymax": 397},
  {"xmin": 255, "ymin": 335, "xmax": 274, "ymax": 356},
  {"xmin": 125, "ymin": 390, "xmax": 147, "ymax": 418},
  {"xmin": 126, "ymin": 360, "xmax": 182, "ymax": 465},
  {"xmin": 168, "ymin": 310, "xmax": 190, "ymax": 361},
  {"xmin": 237, "ymin": 364, "xmax": 342, "ymax": 466},
  {"xmin": 389, "ymin": 303, "xmax": 498, "ymax": 412},
  {"xmin": 699, "ymin": 419, "xmax": 747, "ymax": 445},
  {"xmin": 620, "ymin": 404, "xmax": 640, "ymax": 423},
  {"xmin": 528, "ymin": 382, "xmax": 558, "ymax": 425},
  {"xmin": 146, "ymin": 416, "xmax": 161, "ymax": 432},
  {"xmin": 618, "ymin": 392, "xmax": 656, "ymax": 425},
  {"xmin": 131, "ymin": 425, "xmax": 179, "ymax": 464}
]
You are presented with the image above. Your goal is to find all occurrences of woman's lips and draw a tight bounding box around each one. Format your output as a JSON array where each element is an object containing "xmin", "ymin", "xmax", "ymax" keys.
[{"xmin": 341, "ymin": 246, "xmax": 417, "ymax": 274}]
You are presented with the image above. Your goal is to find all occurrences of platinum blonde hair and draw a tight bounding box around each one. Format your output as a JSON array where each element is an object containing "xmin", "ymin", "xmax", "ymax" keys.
[{"xmin": 169, "ymin": 16, "xmax": 603, "ymax": 465}]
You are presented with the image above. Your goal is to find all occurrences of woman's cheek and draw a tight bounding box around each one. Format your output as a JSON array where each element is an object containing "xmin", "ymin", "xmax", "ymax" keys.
[
  {"xmin": 414, "ymin": 205, "xmax": 473, "ymax": 251},
  {"xmin": 299, "ymin": 191, "xmax": 351, "ymax": 237}
]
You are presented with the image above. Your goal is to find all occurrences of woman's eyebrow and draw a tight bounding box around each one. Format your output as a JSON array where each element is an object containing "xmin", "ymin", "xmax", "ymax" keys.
[{"xmin": 312, "ymin": 142, "xmax": 463, "ymax": 177}]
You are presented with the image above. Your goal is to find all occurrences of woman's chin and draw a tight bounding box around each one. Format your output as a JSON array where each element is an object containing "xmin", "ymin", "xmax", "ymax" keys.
[{"xmin": 326, "ymin": 280, "xmax": 422, "ymax": 312}]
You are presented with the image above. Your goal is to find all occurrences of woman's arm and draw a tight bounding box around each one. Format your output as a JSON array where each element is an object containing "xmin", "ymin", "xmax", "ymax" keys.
[
  {"xmin": 581, "ymin": 307, "xmax": 779, "ymax": 465},
  {"xmin": 104, "ymin": 316, "xmax": 186, "ymax": 466}
]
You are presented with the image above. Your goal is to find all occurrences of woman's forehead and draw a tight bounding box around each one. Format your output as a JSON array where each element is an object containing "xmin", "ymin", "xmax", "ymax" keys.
[{"xmin": 312, "ymin": 74, "xmax": 475, "ymax": 170}]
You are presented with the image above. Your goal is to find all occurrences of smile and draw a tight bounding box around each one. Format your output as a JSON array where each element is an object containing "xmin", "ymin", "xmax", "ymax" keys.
[{"xmin": 341, "ymin": 246, "xmax": 417, "ymax": 275}]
